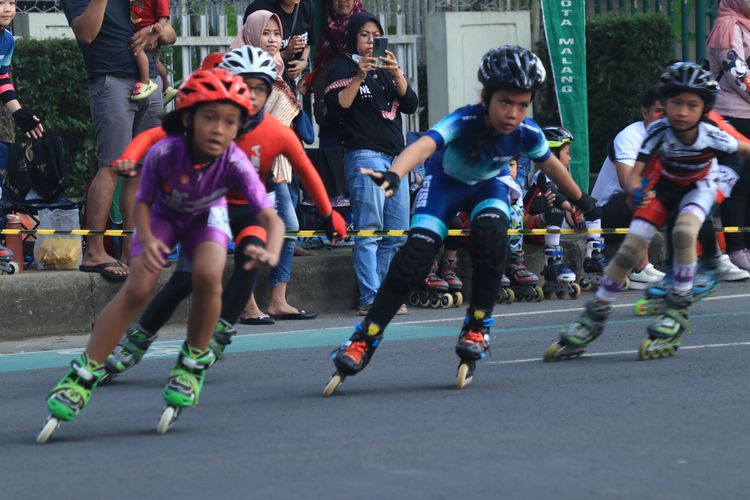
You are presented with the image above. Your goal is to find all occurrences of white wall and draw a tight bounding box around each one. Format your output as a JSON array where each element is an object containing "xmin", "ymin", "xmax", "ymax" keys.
[
  {"xmin": 426, "ymin": 11, "xmax": 532, "ymax": 127},
  {"xmin": 14, "ymin": 14, "xmax": 74, "ymax": 40}
]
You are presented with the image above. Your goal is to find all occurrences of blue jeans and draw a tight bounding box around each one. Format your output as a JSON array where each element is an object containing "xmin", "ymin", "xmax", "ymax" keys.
[
  {"xmin": 269, "ymin": 181, "xmax": 299, "ymax": 286},
  {"xmin": 344, "ymin": 149, "xmax": 410, "ymax": 307}
]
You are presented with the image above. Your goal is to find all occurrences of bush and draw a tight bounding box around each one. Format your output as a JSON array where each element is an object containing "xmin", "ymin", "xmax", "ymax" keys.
[
  {"xmin": 12, "ymin": 38, "xmax": 96, "ymax": 198},
  {"xmin": 535, "ymin": 14, "xmax": 673, "ymax": 173}
]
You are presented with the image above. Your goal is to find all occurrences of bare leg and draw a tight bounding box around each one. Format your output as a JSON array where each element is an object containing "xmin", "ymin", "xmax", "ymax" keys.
[
  {"xmin": 81, "ymin": 167, "xmax": 128, "ymax": 277},
  {"xmin": 267, "ymin": 282, "xmax": 298, "ymax": 316},
  {"xmin": 119, "ymin": 176, "xmax": 138, "ymax": 264},
  {"xmin": 241, "ymin": 292, "xmax": 267, "ymax": 319},
  {"xmin": 85, "ymin": 256, "xmax": 161, "ymax": 362},
  {"xmin": 156, "ymin": 59, "xmax": 170, "ymax": 88},
  {"xmin": 135, "ymin": 51, "xmax": 150, "ymax": 85},
  {"xmin": 187, "ymin": 242, "xmax": 227, "ymax": 349}
]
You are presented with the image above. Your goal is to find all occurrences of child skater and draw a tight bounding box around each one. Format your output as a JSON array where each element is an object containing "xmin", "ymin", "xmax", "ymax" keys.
[
  {"xmin": 323, "ymin": 45, "xmax": 602, "ymax": 394},
  {"xmin": 38, "ymin": 68, "xmax": 282, "ymax": 443},
  {"xmin": 545, "ymin": 62, "xmax": 750, "ymax": 362}
]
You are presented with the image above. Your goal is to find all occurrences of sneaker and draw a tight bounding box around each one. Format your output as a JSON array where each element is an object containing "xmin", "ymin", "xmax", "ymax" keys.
[
  {"xmin": 629, "ymin": 267, "xmax": 662, "ymax": 290},
  {"xmin": 643, "ymin": 263, "xmax": 666, "ymax": 280},
  {"xmin": 729, "ymin": 248, "xmax": 750, "ymax": 271},
  {"xmin": 131, "ymin": 79, "xmax": 158, "ymax": 101},
  {"xmin": 163, "ymin": 86, "xmax": 179, "ymax": 105},
  {"xmin": 715, "ymin": 253, "xmax": 750, "ymax": 282}
]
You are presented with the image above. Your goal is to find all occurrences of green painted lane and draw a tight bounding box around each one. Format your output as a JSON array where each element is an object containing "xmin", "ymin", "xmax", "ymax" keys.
[{"xmin": 2, "ymin": 309, "xmax": 750, "ymax": 374}]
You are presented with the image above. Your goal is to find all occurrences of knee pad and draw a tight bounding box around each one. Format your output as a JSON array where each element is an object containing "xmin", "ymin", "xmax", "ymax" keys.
[
  {"xmin": 673, "ymin": 212, "xmax": 702, "ymax": 264},
  {"xmin": 609, "ymin": 233, "xmax": 648, "ymax": 282},
  {"xmin": 387, "ymin": 229, "xmax": 442, "ymax": 292},
  {"xmin": 470, "ymin": 209, "xmax": 509, "ymax": 272},
  {"xmin": 544, "ymin": 206, "xmax": 564, "ymax": 227}
]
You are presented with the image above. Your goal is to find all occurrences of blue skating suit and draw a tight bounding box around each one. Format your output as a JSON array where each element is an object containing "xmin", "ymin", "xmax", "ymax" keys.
[{"xmin": 412, "ymin": 103, "xmax": 550, "ymax": 238}]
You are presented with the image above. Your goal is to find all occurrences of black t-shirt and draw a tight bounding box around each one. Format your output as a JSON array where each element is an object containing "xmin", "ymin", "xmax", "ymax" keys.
[
  {"xmin": 61, "ymin": 0, "xmax": 155, "ymax": 81},
  {"xmin": 243, "ymin": 0, "xmax": 315, "ymax": 54}
]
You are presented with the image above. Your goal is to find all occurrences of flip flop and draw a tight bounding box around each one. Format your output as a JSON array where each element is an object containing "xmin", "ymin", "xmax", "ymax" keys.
[
  {"xmin": 79, "ymin": 261, "xmax": 128, "ymax": 282},
  {"xmin": 271, "ymin": 309, "xmax": 318, "ymax": 320},
  {"xmin": 239, "ymin": 314, "xmax": 276, "ymax": 325}
]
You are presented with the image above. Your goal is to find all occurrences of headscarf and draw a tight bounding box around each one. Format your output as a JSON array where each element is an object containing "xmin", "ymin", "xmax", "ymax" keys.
[
  {"xmin": 346, "ymin": 11, "xmax": 384, "ymax": 55},
  {"xmin": 230, "ymin": 10, "xmax": 285, "ymax": 77},
  {"xmin": 313, "ymin": 0, "xmax": 364, "ymax": 68},
  {"xmin": 707, "ymin": 0, "xmax": 750, "ymax": 50}
]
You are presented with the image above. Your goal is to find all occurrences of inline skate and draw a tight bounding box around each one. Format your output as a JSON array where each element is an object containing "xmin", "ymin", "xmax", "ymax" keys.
[
  {"xmin": 409, "ymin": 259, "xmax": 454, "ymax": 308},
  {"xmin": 37, "ymin": 353, "xmax": 106, "ymax": 444},
  {"xmin": 633, "ymin": 270, "xmax": 717, "ymax": 316},
  {"xmin": 497, "ymin": 274, "xmax": 516, "ymax": 304},
  {"xmin": 323, "ymin": 321, "xmax": 383, "ymax": 396},
  {"xmin": 455, "ymin": 307, "xmax": 494, "ymax": 389},
  {"xmin": 542, "ymin": 245, "xmax": 581, "ymax": 299},
  {"xmin": 438, "ymin": 256, "xmax": 464, "ymax": 307},
  {"xmin": 0, "ymin": 243, "xmax": 18, "ymax": 274},
  {"xmin": 208, "ymin": 319, "xmax": 237, "ymax": 361},
  {"xmin": 544, "ymin": 300, "xmax": 612, "ymax": 361},
  {"xmin": 506, "ymin": 251, "xmax": 543, "ymax": 301},
  {"xmin": 639, "ymin": 290, "xmax": 691, "ymax": 360},
  {"xmin": 158, "ymin": 342, "xmax": 216, "ymax": 434},
  {"xmin": 579, "ymin": 239, "xmax": 608, "ymax": 291},
  {"xmin": 101, "ymin": 325, "xmax": 157, "ymax": 383}
]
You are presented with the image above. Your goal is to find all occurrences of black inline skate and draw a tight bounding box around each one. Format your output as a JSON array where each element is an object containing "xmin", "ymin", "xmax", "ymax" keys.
[
  {"xmin": 579, "ymin": 239, "xmax": 608, "ymax": 291},
  {"xmin": 409, "ymin": 259, "xmax": 454, "ymax": 308},
  {"xmin": 506, "ymin": 251, "xmax": 543, "ymax": 301},
  {"xmin": 542, "ymin": 245, "xmax": 581, "ymax": 299},
  {"xmin": 497, "ymin": 274, "xmax": 515, "ymax": 304},
  {"xmin": 455, "ymin": 307, "xmax": 494, "ymax": 389},
  {"xmin": 439, "ymin": 256, "xmax": 464, "ymax": 307},
  {"xmin": 323, "ymin": 321, "xmax": 383, "ymax": 396},
  {"xmin": 544, "ymin": 300, "xmax": 612, "ymax": 361},
  {"xmin": 0, "ymin": 243, "xmax": 18, "ymax": 274}
]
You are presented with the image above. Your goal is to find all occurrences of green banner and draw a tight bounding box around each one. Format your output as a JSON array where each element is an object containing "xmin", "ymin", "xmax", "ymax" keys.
[{"xmin": 541, "ymin": 0, "xmax": 590, "ymax": 191}]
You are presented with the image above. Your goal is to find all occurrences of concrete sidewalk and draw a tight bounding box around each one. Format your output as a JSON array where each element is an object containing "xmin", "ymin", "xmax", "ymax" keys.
[{"xmin": 0, "ymin": 235, "xmax": 665, "ymax": 340}]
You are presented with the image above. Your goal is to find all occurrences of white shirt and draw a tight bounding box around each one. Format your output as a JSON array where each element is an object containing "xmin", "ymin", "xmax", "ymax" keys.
[{"xmin": 591, "ymin": 121, "xmax": 646, "ymax": 205}]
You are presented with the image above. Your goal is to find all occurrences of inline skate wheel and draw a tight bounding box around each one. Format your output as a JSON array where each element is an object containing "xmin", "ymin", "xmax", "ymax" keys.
[
  {"xmin": 418, "ymin": 292, "xmax": 431, "ymax": 308},
  {"xmin": 544, "ymin": 341, "xmax": 585, "ymax": 362},
  {"xmin": 408, "ymin": 292, "xmax": 419, "ymax": 306},
  {"xmin": 579, "ymin": 276, "xmax": 592, "ymax": 291},
  {"xmin": 543, "ymin": 285, "xmax": 554, "ymax": 300},
  {"xmin": 456, "ymin": 362, "xmax": 473, "ymax": 389},
  {"xmin": 621, "ymin": 277, "xmax": 630, "ymax": 291},
  {"xmin": 36, "ymin": 416, "xmax": 61, "ymax": 444},
  {"xmin": 440, "ymin": 293, "xmax": 453, "ymax": 308},
  {"xmin": 430, "ymin": 294, "xmax": 441, "ymax": 308},
  {"xmin": 157, "ymin": 406, "xmax": 180, "ymax": 434},
  {"xmin": 569, "ymin": 283, "xmax": 581, "ymax": 299},
  {"xmin": 533, "ymin": 285, "xmax": 544, "ymax": 302},
  {"xmin": 322, "ymin": 373, "xmax": 343, "ymax": 397},
  {"xmin": 453, "ymin": 291, "xmax": 463, "ymax": 307},
  {"xmin": 507, "ymin": 288, "xmax": 515, "ymax": 304},
  {"xmin": 4, "ymin": 261, "xmax": 19, "ymax": 274},
  {"xmin": 543, "ymin": 341, "xmax": 563, "ymax": 362}
]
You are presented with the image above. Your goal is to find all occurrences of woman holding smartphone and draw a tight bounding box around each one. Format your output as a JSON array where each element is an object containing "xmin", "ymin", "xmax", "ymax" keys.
[{"xmin": 324, "ymin": 11, "xmax": 418, "ymax": 315}]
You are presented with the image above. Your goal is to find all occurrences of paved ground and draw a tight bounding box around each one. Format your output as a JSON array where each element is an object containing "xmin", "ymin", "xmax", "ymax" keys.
[{"xmin": 3, "ymin": 284, "xmax": 750, "ymax": 499}]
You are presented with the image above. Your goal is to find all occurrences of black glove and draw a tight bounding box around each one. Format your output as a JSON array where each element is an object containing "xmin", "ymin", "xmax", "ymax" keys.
[
  {"xmin": 547, "ymin": 186, "xmax": 568, "ymax": 209},
  {"xmin": 12, "ymin": 108, "xmax": 41, "ymax": 134},
  {"xmin": 371, "ymin": 170, "xmax": 401, "ymax": 196},
  {"xmin": 574, "ymin": 192, "xmax": 602, "ymax": 222},
  {"xmin": 528, "ymin": 194, "xmax": 548, "ymax": 215}
]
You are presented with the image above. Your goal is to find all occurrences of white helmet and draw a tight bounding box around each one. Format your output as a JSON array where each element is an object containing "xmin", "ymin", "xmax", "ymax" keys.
[{"xmin": 220, "ymin": 45, "xmax": 277, "ymax": 82}]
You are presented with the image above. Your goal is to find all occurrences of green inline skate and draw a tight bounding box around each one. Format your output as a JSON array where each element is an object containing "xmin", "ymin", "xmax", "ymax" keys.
[
  {"xmin": 544, "ymin": 301, "xmax": 612, "ymax": 361},
  {"xmin": 37, "ymin": 353, "xmax": 106, "ymax": 444},
  {"xmin": 102, "ymin": 325, "xmax": 157, "ymax": 383},
  {"xmin": 208, "ymin": 319, "xmax": 238, "ymax": 361},
  {"xmin": 639, "ymin": 290, "xmax": 691, "ymax": 360},
  {"xmin": 157, "ymin": 342, "xmax": 216, "ymax": 434}
]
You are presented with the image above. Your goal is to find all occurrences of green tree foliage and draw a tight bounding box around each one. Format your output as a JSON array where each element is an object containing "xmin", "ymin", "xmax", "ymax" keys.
[{"xmin": 12, "ymin": 39, "xmax": 96, "ymax": 198}]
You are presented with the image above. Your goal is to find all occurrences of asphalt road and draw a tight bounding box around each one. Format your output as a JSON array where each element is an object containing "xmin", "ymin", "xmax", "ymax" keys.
[{"xmin": 3, "ymin": 284, "xmax": 750, "ymax": 499}]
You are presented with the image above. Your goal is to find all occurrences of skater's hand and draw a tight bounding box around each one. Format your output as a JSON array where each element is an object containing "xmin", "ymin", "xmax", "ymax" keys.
[
  {"xmin": 140, "ymin": 237, "xmax": 170, "ymax": 273},
  {"xmin": 323, "ymin": 210, "xmax": 348, "ymax": 245},
  {"xmin": 111, "ymin": 158, "xmax": 140, "ymax": 177},
  {"xmin": 361, "ymin": 168, "xmax": 401, "ymax": 197},
  {"xmin": 243, "ymin": 245, "xmax": 279, "ymax": 270}
]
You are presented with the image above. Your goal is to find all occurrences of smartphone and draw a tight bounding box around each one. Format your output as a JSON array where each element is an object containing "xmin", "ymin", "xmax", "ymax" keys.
[{"xmin": 372, "ymin": 36, "xmax": 388, "ymax": 67}]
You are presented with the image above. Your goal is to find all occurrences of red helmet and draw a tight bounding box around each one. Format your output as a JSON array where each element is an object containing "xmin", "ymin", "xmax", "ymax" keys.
[
  {"xmin": 176, "ymin": 68, "xmax": 252, "ymax": 115},
  {"xmin": 200, "ymin": 52, "xmax": 226, "ymax": 70}
]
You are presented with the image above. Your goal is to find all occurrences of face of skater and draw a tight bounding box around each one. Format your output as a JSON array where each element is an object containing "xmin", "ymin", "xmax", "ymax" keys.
[
  {"xmin": 0, "ymin": 0, "xmax": 16, "ymax": 28},
  {"xmin": 260, "ymin": 18, "xmax": 282, "ymax": 56},
  {"xmin": 242, "ymin": 76, "xmax": 270, "ymax": 115},
  {"xmin": 184, "ymin": 102, "xmax": 243, "ymax": 163},
  {"xmin": 484, "ymin": 88, "xmax": 533, "ymax": 135},
  {"xmin": 554, "ymin": 144, "xmax": 571, "ymax": 169},
  {"xmin": 664, "ymin": 91, "xmax": 704, "ymax": 141},
  {"xmin": 508, "ymin": 159, "xmax": 518, "ymax": 179}
]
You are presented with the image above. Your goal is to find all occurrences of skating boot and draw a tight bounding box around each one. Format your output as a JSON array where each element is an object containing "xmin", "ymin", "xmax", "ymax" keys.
[
  {"xmin": 497, "ymin": 274, "xmax": 515, "ymax": 304},
  {"xmin": 37, "ymin": 353, "xmax": 106, "ymax": 443},
  {"xmin": 439, "ymin": 256, "xmax": 464, "ymax": 307},
  {"xmin": 323, "ymin": 321, "xmax": 383, "ymax": 396},
  {"xmin": 102, "ymin": 325, "xmax": 157, "ymax": 383},
  {"xmin": 506, "ymin": 251, "xmax": 543, "ymax": 302},
  {"xmin": 409, "ymin": 259, "xmax": 453, "ymax": 308},
  {"xmin": 208, "ymin": 319, "xmax": 237, "ymax": 362},
  {"xmin": 639, "ymin": 290, "xmax": 692, "ymax": 360},
  {"xmin": 544, "ymin": 300, "xmax": 612, "ymax": 361},
  {"xmin": 542, "ymin": 245, "xmax": 581, "ymax": 299},
  {"xmin": 580, "ymin": 239, "xmax": 608, "ymax": 291},
  {"xmin": 0, "ymin": 243, "xmax": 18, "ymax": 274},
  {"xmin": 157, "ymin": 342, "xmax": 216, "ymax": 434},
  {"xmin": 633, "ymin": 271, "xmax": 717, "ymax": 316},
  {"xmin": 455, "ymin": 307, "xmax": 494, "ymax": 389}
]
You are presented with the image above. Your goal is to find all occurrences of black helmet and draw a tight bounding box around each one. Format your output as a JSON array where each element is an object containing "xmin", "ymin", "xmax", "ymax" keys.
[
  {"xmin": 478, "ymin": 45, "xmax": 546, "ymax": 92},
  {"xmin": 659, "ymin": 62, "xmax": 719, "ymax": 110},
  {"xmin": 543, "ymin": 126, "xmax": 574, "ymax": 149}
]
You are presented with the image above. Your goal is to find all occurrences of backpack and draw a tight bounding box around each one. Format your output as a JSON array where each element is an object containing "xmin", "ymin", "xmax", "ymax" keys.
[{"xmin": 3, "ymin": 136, "xmax": 67, "ymax": 203}]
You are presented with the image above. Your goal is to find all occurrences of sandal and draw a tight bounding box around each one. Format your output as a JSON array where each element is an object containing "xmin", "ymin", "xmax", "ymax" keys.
[{"xmin": 131, "ymin": 80, "xmax": 158, "ymax": 101}]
